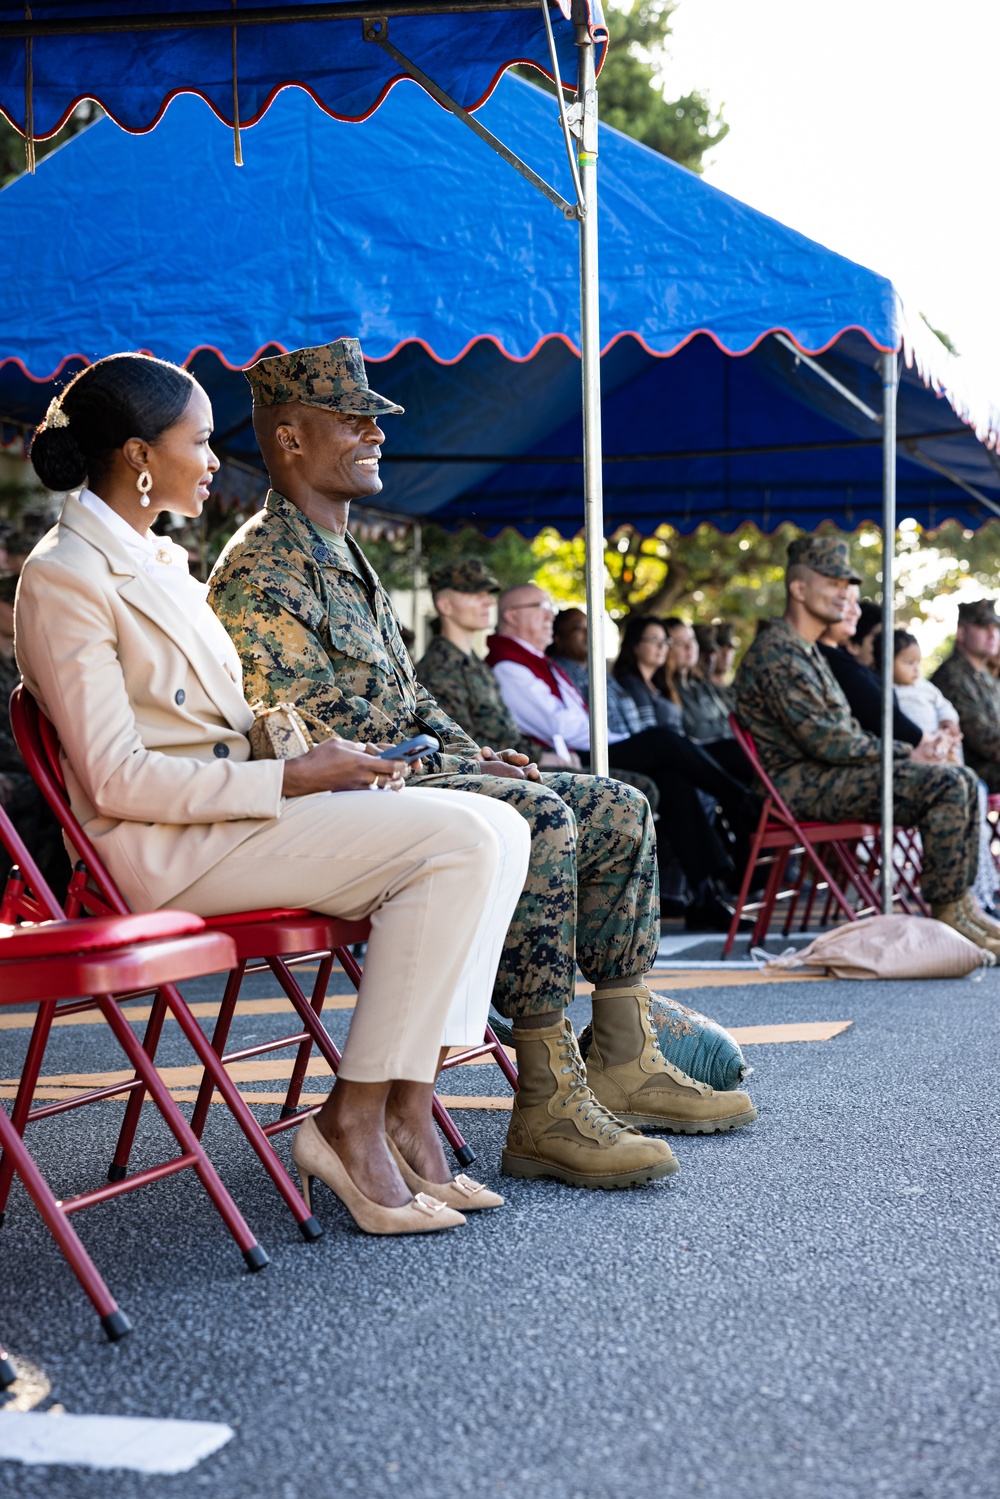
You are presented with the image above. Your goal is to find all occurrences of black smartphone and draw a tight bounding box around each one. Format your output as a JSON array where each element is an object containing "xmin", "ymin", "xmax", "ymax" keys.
[{"xmin": 377, "ymin": 734, "xmax": 440, "ymax": 764}]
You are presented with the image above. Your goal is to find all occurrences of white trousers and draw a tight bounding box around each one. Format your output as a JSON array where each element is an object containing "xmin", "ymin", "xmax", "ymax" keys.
[{"xmin": 171, "ymin": 785, "xmax": 530, "ymax": 1083}]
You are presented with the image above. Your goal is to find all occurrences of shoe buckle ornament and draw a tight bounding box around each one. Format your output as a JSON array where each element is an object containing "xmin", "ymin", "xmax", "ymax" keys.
[
  {"xmin": 452, "ymin": 1175, "xmax": 484, "ymax": 1197},
  {"xmin": 413, "ymin": 1192, "xmax": 447, "ymax": 1215}
]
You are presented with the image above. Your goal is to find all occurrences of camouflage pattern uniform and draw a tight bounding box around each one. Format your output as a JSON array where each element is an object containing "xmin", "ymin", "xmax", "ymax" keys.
[
  {"xmin": 736, "ymin": 604, "xmax": 979, "ymax": 904},
  {"xmin": 416, "ymin": 633, "xmax": 537, "ymax": 760},
  {"xmin": 210, "ymin": 495, "xmax": 658, "ymax": 1017},
  {"xmin": 932, "ymin": 601, "xmax": 1000, "ymax": 792}
]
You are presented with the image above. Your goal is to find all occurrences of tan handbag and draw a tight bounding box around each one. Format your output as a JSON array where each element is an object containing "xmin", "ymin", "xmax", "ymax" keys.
[
  {"xmin": 757, "ymin": 914, "xmax": 994, "ymax": 980},
  {"xmin": 247, "ymin": 701, "xmax": 333, "ymax": 761}
]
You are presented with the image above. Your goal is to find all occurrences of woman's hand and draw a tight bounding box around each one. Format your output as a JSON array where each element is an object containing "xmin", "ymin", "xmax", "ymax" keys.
[
  {"xmin": 282, "ymin": 740, "xmax": 409, "ymax": 797},
  {"xmin": 477, "ymin": 745, "xmax": 540, "ymax": 782},
  {"xmin": 911, "ymin": 732, "xmax": 947, "ymax": 764}
]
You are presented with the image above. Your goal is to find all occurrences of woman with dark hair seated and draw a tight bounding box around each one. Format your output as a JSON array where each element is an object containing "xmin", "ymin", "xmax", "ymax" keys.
[
  {"xmin": 16, "ymin": 353, "xmax": 530, "ymax": 1236},
  {"xmin": 606, "ymin": 615, "xmax": 760, "ymax": 929},
  {"xmin": 662, "ymin": 617, "xmax": 754, "ymax": 785}
]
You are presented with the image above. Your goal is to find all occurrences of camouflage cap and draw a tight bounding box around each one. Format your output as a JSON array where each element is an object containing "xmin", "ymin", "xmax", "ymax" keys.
[
  {"xmin": 786, "ymin": 534, "xmax": 861, "ymax": 584},
  {"xmin": 957, "ymin": 598, "xmax": 1000, "ymax": 627},
  {"xmin": 0, "ymin": 570, "xmax": 17, "ymax": 605},
  {"xmin": 244, "ymin": 338, "xmax": 404, "ymax": 417},
  {"xmin": 428, "ymin": 557, "xmax": 500, "ymax": 596}
]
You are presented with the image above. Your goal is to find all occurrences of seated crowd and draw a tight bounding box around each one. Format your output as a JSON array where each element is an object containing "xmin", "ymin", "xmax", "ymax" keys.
[{"xmin": 5, "ymin": 336, "xmax": 999, "ymax": 1250}]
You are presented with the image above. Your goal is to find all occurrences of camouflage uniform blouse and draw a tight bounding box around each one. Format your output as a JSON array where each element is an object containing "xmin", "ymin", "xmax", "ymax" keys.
[
  {"xmin": 735, "ymin": 616, "xmax": 910, "ymax": 795},
  {"xmin": 931, "ymin": 650, "xmax": 1000, "ymax": 788},
  {"xmin": 208, "ymin": 491, "xmax": 481, "ymax": 776},
  {"xmin": 415, "ymin": 634, "xmax": 536, "ymax": 759}
]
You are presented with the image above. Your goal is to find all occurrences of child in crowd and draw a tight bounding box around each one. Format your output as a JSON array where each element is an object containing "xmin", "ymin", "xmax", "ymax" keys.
[
  {"xmin": 891, "ymin": 630, "xmax": 963, "ymax": 763},
  {"xmin": 889, "ymin": 629, "xmax": 999, "ymax": 913}
]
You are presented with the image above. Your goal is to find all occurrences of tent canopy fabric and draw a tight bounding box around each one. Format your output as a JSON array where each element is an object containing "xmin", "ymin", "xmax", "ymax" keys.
[
  {"xmin": 0, "ymin": 0, "xmax": 605, "ymax": 138},
  {"xmin": 1, "ymin": 75, "xmax": 998, "ymax": 536}
]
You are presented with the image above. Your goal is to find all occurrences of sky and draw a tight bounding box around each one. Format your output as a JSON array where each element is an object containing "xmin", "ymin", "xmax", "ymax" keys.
[{"xmin": 656, "ymin": 0, "xmax": 1000, "ymax": 399}]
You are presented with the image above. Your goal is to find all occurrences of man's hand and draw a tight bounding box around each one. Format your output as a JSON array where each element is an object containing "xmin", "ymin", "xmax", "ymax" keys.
[
  {"xmin": 282, "ymin": 739, "xmax": 409, "ymax": 796},
  {"xmin": 911, "ymin": 732, "xmax": 948, "ymax": 764},
  {"xmin": 478, "ymin": 745, "xmax": 540, "ymax": 782}
]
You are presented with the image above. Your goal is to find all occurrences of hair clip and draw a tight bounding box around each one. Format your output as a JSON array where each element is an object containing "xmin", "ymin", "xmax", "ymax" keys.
[{"xmin": 43, "ymin": 397, "xmax": 69, "ymax": 429}]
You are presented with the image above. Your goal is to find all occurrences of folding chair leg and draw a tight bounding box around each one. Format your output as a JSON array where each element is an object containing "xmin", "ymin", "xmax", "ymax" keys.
[
  {"xmin": 723, "ymin": 823, "xmax": 767, "ymax": 958},
  {"xmin": 152, "ymin": 983, "xmax": 322, "ymax": 1241},
  {"xmin": 95, "ymin": 994, "xmax": 271, "ymax": 1266},
  {"xmin": 751, "ymin": 849, "xmax": 788, "ymax": 947},
  {"xmin": 108, "ymin": 986, "xmax": 171, "ymax": 1181},
  {"xmin": 0, "ymin": 999, "xmax": 57, "ymax": 1224},
  {"xmin": 0, "ymin": 1101, "xmax": 131, "ymax": 1341},
  {"xmin": 282, "ymin": 955, "xmax": 335, "ymax": 1118},
  {"xmin": 189, "ymin": 964, "xmax": 246, "ymax": 1140},
  {"xmin": 0, "ymin": 1341, "xmax": 16, "ymax": 1389}
]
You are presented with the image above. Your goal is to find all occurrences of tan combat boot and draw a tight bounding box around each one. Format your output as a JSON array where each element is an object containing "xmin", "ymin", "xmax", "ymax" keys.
[
  {"xmin": 586, "ymin": 984, "xmax": 758, "ymax": 1134},
  {"xmin": 932, "ymin": 899, "xmax": 1000, "ymax": 957},
  {"xmin": 502, "ymin": 1018, "xmax": 679, "ymax": 1189},
  {"xmin": 961, "ymin": 893, "xmax": 1000, "ymax": 942}
]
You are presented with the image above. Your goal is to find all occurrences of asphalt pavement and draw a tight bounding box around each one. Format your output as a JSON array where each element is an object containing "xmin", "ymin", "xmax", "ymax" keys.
[{"xmin": 2, "ymin": 953, "xmax": 999, "ymax": 1499}]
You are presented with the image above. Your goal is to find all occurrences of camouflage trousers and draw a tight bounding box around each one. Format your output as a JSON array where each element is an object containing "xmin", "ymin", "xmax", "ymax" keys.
[
  {"xmin": 418, "ymin": 770, "xmax": 660, "ymax": 1018},
  {"xmin": 779, "ymin": 759, "xmax": 980, "ymax": 904}
]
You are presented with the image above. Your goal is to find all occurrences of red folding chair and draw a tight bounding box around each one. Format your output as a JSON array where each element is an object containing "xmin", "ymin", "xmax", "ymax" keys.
[
  {"xmin": 724, "ymin": 715, "xmax": 883, "ymax": 956},
  {"xmin": 11, "ymin": 687, "xmax": 513, "ymax": 1193},
  {"xmin": 0, "ymin": 802, "xmax": 270, "ymax": 1340}
]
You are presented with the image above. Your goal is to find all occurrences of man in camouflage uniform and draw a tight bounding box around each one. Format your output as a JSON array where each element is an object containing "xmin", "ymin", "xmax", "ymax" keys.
[
  {"xmin": 210, "ymin": 340, "xmax": 755, "ymax": 1189},
  {"xmin": 932, "ymin": 600, "xmax": 1000, "ymax": 792},
  {"xmin": 415, "ymin": 558, "xmax": 539, "ymax": 761},
  {"xmin": 735, "ymin": 535, "xmax": 997, "ymax": 952}
]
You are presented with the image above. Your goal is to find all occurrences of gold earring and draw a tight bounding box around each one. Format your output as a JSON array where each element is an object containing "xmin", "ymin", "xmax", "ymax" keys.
[{"xmin": 136, "ymin": 469, "xmax": 153, "ymax": 508}]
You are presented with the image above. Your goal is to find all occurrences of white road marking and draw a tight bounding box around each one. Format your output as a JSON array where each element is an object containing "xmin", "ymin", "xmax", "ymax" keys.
[{"xmin": 0, "ymin": 1411, "xmax": 233, "ymax": 1473}]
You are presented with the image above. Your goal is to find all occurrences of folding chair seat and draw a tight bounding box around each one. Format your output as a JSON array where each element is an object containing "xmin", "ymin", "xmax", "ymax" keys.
[
  {"xmin": 724, "ymin": 714, "xmax": 883, "ymax": 956},
  {"xmin": 0, "ymin": 803, "xmax": 269, "ymax": 1341},
  {"xmin": 11, "ymin": 686, "xmax": 511, "ymax": 1190}
]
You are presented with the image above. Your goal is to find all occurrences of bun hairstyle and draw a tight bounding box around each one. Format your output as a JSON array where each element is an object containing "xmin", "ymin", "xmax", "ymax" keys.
[{"xmin": 30, "ymin": 353, "xmax": 195, "ymax": 493}]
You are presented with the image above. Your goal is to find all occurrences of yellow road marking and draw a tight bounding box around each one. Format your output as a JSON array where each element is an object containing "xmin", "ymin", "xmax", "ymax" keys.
[{"xmin": 0, "ymin": 994, "xmax": 356, "ymax": 1033}]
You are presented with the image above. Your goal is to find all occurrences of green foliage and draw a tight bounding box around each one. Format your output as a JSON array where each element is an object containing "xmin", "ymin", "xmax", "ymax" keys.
[
  {"xmin": 598, "ymin": 1, "xmax": 728, "ymax": 171},
  {"xmin": 358, "ymin": 523, "xmax": 538, "ymax": 594},
  {"xmin": 518, "ymin": 0, "xmax": 727, "ymax": 174},
  {"xmin": 0, "ymin": 103, "xmax": 100, "ymax": 186}
]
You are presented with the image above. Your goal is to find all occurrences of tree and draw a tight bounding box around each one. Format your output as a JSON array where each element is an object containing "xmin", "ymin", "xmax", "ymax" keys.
[
  {"xmin": 0, "ymin": 103, "xmax": 101, "ymax": 186},
  {"xmin": 519, "ymin": 0, "xmax": 727, "ymax": 174},
  {"xmin": 597, "ymin": 1, "xmax": 728, "ymax": 172}
]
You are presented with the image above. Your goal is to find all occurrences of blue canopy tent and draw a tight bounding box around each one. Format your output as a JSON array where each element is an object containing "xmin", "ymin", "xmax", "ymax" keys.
[{"xmin": 0, "ymin": 78, "xmax": 997, "ymax": 533}]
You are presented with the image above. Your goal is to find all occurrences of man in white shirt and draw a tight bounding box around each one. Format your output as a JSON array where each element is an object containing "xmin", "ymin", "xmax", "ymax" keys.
[{"xmin": 487, "ymin": 585, "xmax": 761, "ymax": 930}]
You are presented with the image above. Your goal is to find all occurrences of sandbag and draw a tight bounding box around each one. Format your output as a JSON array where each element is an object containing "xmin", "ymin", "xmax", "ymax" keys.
[
  {"xmin": 577, "ymin": 994, "xmax": 748, "ymax": 1091},
  {"xmin": 489, "ymin": 999, "xmax": 747, "ymax": 1090},
  {"xmin": 757, "ymin": 914, "xmax": 994, "ymax": 980}
]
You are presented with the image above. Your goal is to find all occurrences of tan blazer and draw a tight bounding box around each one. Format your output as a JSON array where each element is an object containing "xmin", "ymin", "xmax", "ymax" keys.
[{"xmin": 14, "ymin": 498, "xmax": 284, "ymax": 910}]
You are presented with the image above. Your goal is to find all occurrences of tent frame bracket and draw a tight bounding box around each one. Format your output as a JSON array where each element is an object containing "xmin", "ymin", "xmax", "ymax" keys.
[
  {"xmin": 774, "ymin": 332, "xmax": 882, "ymax": 425},
  {"xmin": 363, "ymin": 17, "xmax": 582, "ymax": 220}
]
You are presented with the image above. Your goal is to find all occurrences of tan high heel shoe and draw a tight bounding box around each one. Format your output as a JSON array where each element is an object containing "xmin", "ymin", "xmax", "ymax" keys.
[
  {"xmin": 292, "ymin": 1117, "xmax": 466, "ymax": 1235},
  {"xmin": 387, "ymin": 1138, "xmax": 504, "ymax": 1211}
]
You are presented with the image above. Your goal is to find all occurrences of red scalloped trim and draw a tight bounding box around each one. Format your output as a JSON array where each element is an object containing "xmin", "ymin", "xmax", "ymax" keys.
[
  {"xmin": 0, "ymin": 325, "xmax": 900, "ymax": 385},
  {"xmin": 2, "ymin": 40, "xmax": 606, "ymax": 142}
]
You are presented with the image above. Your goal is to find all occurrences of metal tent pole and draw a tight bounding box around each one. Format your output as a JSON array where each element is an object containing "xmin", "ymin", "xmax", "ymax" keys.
[
  {"xmin": 880, "ymin": 351, "xmax": 899, "ymax": 912},
  {"xmin": 575, "ymin": 18, "xmax": 607, "ymax": 774},
  {"xmin": 411, "ymin": 520, "xmax": 425, "ymax": 659}
]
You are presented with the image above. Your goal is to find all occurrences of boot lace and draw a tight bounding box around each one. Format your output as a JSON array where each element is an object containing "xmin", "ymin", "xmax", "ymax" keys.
[{"xmin": 557, "ymin": 1034, "xmax": 633, "ymax": 1138}]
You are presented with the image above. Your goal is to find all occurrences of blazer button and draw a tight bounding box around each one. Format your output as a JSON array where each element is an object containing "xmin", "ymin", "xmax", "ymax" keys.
[
  {"xmin": 213, "ymin": 743, "xmax": 230, "ymax": 759},
  {"xmin": 175, "ymin": 689, "xmax": 186, "ymax": 705}
]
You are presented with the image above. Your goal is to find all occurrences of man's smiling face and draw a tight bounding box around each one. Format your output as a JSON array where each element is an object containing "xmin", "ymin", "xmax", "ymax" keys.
[{"xmin": 264, "ymin": 404, "xmax": 386, "ymax": 502}]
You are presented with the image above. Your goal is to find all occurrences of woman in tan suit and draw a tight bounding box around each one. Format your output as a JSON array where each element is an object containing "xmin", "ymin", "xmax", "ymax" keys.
[{"xmin": 16, "ymin": 353, "xmax": 529, "ymax": 1236}]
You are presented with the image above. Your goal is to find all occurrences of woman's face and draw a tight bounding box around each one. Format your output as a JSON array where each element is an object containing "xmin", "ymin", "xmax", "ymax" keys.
[
  {"xmin": 667, "ymin": 623, "xmax": 698, "ymax": 670},
  {"xmin": 144, "ymin": 384, "xmax": 220, "ymax": 519},
  {"xmin": 635, "ymin": 623, "xmax": 669, "ymax": 673},
  {"xmin": 825, "ymin": 588, "xmax": 862, "ymax": 646}
]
